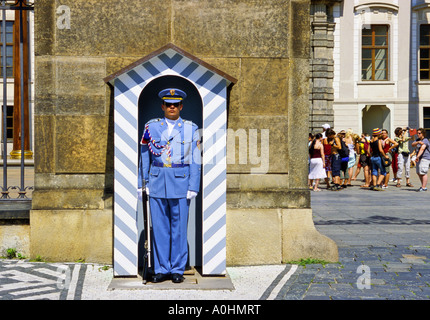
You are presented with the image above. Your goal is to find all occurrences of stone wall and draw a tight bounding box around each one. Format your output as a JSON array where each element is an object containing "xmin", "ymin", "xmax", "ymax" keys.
[{"xmin": 31, "ymin": 0, "xmax": 337, "ymax": 265}]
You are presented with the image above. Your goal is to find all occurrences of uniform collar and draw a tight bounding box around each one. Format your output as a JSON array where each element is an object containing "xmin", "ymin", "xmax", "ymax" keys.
[{"xmin": 161, "ymin": 117, "xmax": 183, "ymax": 140}]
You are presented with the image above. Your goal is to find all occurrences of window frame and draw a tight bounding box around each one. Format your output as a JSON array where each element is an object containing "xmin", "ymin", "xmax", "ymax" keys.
[
  {"xmin": 419, "ymin": 24, "xmax": 430, "ymax": 81},
  {"xmin": 424, "ymin": 107, "xmax": 430, "ymax": 139},
  {"xmin": 361, "ymin": 24, "xmax": 390, "ymax": 81},
  {"xmin": 1, "ymin": 105, "xmax": 14, "ymax": 143},
  {"xmin": 0, "ymin": 20, "xmax": 14, "ymax": 79}
]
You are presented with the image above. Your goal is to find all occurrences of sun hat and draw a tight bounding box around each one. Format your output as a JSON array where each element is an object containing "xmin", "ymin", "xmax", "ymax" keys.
[{"xmin": 373, "ymin": 128, "xmax": 382, "ymax": 136}]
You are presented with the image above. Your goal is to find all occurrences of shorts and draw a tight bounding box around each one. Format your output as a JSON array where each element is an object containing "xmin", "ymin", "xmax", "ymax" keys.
[
  {"xmin": 370, "ymin": 156, "xmax": 386, "ymax": 176},
  {"xmin": 416, "ymin": 158, "xmax": 430, "ymax": 175},
  {"xmin": 340, "ymin": 158, "xmax": 349, "ymax": 179},
  {"xmin": 384, "ymin": 153, "xmax": 392, "ymax": 173},
  {"xmin": 359, "ymin": 154, "xmax": 369, "ymax": 167},
  {"xmin": 331, "ymin": 154, "xmax": 341, "ymax": 177}
]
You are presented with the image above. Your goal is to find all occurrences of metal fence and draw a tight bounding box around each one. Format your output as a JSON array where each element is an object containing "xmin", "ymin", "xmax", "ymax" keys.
[{"xmin": 1, "ymin": 0, "xmax": 33, "ymax": 205}]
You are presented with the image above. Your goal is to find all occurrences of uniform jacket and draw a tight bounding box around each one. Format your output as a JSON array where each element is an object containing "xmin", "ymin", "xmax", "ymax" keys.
[{"xmin": 138, "ymin": 117, "xmax": 201, "ymax": 199}]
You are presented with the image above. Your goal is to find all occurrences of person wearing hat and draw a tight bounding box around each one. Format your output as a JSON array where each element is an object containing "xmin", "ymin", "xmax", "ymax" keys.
[
  {"xmin": 321, "ymin": 123, "xmax": 330, "ymax": 139},
  {"xmin": 138, "ymin": 88, "xmax": 201, "ymax": 283},
  {"xmin": 381, "ymin": 129, "xmax": 398, "ymax": 189},
  {"xmin": 368, "ymin": 128, "xmax": 389, "ymax": 191}
]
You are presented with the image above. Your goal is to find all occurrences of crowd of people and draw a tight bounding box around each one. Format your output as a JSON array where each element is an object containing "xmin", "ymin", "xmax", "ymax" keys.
[{"xmin": 308, "ymin": 124, "xmax": 430, "ymax": 192}]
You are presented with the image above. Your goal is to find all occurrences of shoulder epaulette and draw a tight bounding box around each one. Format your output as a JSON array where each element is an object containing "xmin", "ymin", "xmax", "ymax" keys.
[
  {"xmin": 183, "ymin": 119, "xmax": 197, "ymax": 127},
  {"xmin": 146, "ymin": 118, "xmax": 161, "ymax": 125}
]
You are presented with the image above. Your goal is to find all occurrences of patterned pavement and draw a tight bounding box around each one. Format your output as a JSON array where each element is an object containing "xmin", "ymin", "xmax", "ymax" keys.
[{"xmin": 0, "ymin": 261, "xmax": 87, "ymax": 300}]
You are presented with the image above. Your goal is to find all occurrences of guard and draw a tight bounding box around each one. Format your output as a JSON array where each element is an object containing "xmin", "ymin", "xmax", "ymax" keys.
[{"xmin": 138, "ymin": 88, "xmax": 201, "ymax": 283}]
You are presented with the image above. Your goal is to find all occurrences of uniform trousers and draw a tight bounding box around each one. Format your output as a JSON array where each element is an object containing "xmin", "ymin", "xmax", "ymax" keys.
[{"xmin": 149, "ymin": 197, "xmax": 190, "ymax": 275}]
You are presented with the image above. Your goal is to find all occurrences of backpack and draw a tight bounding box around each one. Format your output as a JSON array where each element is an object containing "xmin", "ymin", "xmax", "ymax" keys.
[{"xmin": 338, "ymin": 139, "xmax": 349, "ymax": 158}]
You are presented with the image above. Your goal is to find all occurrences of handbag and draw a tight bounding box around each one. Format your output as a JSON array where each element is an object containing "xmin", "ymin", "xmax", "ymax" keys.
[
  {"xmin": 401, "ymin": 151, "xmax": 410, "ymax": 157},
  {"xmin": 382, "ymin": 157, "xmax": 392, "ymax": 167}
]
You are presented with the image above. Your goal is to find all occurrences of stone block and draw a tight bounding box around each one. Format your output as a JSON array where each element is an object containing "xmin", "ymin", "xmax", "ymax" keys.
[
  {"xmin": 34, "ymin": 58, "xmax": 56, "ymax": 114},
  {"xmin": 226, "ymin": 208, "xmax": 282, "ymax": 266},
  {"xmin": 32, "ymin": 189, "xmax": 106, "ymax": 210},
  {"xmin": 55, "ymin": 57, "xmax": 107, "ymax": 115},
  {"xmin": 34, "ymin": 173, "xmax": 107, "ymax": 191},
  {"xmin": 34, "ymin": 115, "xmax": 55, "ymax": 173},
  {"xmin": 281, "ymin": 208, "xmax": 338, "ymax": 263},
  {"xmin": 34, "ymin": 0, "xmax": 55, "ymax": 56},
  {"xmin": 30, "ymin": 209, "xmax": 112, "ymax": 264},
  {"xmin": 290, "ymin": 1, "xmax": 311, "ymax": 58},
  {"xmin": 231, "ymin": 58, "xmax": 290, "ymax": 116},
  {"xmin": 226, "ymin": 207, "xmax": 338, "ymax": 266},
  {"xmin": 227, "ymin": 173, "xmax": 289, "ymax": 191},
  {"xmin": 287, "ymin": 57, "xmax": 311, "ymax": 190},
  {"xmin": 55, "ymin": 115, "xmax": 108, "ymax": 173},
  {"xmin": 173, "ymin": 0, "xmax": 290, "ymax": 58},
  {"xmin": 34, "ymin": 56, "xmax": 107, "ymax": 115},
  {"xmin": 53, "ymin": 0, "xmax": 170, "ymax": 57},
  {"xmin": 226, "ymin": 115, "xmax": 288, "ymax": 174},
  {"xmin": 227, "ymin": 189, "xmax": 310, "ymax": 209}
]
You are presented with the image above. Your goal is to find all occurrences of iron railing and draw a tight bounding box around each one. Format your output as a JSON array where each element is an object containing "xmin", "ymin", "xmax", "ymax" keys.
[{"xmin": 0, "ymin": 0, "xmax": 33, "ymax": 202}]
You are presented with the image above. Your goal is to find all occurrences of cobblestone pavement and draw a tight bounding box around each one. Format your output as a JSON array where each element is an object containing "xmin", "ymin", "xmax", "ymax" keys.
[
  {"xmin": 281, "ymin": 173, "xmax": 430, "ymax": 300},
  {"xmin": 276, "ymin": 246, "xmax": 430, "ymax": 300}
]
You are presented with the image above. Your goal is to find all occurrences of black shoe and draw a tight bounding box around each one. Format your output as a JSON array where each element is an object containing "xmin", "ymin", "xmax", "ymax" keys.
[
  {"xmin": 152, "ymin": 273, "xmax": 170, "ymax": 283},
  {"xmin": 171, "ymin": 273, "xmax": 184, "ymax": 283}
]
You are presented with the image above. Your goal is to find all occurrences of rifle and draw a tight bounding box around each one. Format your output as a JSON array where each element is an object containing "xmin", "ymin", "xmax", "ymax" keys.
[{"xmin": 142, "ymin": 191, "xmax": 152, "ymax": 284}]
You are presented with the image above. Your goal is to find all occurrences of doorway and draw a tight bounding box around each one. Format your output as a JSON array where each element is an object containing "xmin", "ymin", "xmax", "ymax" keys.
[
  {"xmin": 362, "ymin": 105, "xmax": 391, "ymax": 134},
  {"xmin": 137, "ymin": 75, "xmax": 203, "ymax": 270}
]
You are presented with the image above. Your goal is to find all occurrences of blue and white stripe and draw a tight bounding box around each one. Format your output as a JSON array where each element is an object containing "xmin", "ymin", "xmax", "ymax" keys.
[{"xmin": 108, "ymin": 47, "xmax": 233, "ymax": 276}]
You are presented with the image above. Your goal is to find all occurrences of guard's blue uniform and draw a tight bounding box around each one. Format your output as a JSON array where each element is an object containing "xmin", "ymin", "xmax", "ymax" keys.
[{"xmin": 138, "ymin": 89, "xmax": 201, "ymax": 276}]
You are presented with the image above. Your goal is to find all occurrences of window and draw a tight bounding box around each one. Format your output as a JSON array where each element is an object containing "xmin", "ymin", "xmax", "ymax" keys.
[
  {"xmin": 362, "ymin": 25, "xmax": 389, "ymax": 81},
  {"xmin": 1, "ymin": 105, "xmax": 13, "ymax": 143},
  {"xmin": 424, "ymin": 107, "xmax": 430, "ymax": 139},
  {"xmin": 0, "ymin": 21, "xmax": 13, "ymax": 78},
  {"xmin": 420, "ymin": 25, "xmax": 430, "ymax": 81}
]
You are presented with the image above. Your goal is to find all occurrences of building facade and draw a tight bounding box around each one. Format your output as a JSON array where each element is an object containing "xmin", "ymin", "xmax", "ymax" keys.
[
  {"xmin": 23, "ymin": 0, "xmax": 338, "ymax": 273},
  {"xmin": 310, "ymin": 0, "xmax": 430, "ymax": 138}
]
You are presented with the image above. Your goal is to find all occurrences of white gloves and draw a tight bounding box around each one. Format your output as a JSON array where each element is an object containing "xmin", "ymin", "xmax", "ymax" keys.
[{"xmin": 187, "ymin": 190, "xmax": 198, "ymax": 200}]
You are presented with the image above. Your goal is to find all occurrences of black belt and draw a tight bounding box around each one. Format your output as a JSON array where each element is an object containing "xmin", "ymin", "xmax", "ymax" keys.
[{"xmin": 152, "ymin": 162, "xmax": 189, "ymax": 168}]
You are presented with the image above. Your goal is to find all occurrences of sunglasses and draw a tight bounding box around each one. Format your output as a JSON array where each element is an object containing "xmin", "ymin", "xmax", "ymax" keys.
[{"xmin": 164, "ymin": 102, "xmax": 181, "ymax": 108}]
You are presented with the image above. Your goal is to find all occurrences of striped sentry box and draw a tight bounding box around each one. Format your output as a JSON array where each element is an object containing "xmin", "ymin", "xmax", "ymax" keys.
[{"xmin": 104, "ymin": 44, "xmax": 236, "ymax": 276}]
